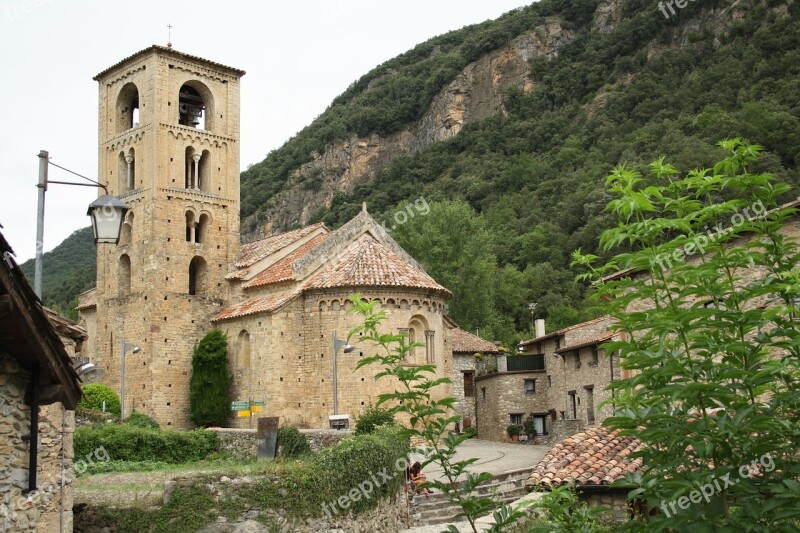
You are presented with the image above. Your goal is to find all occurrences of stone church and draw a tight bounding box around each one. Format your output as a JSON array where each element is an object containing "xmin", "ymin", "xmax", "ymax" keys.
[{"xmin": 78, "ymin": 45, "xmax": 462, "ymax": 429}]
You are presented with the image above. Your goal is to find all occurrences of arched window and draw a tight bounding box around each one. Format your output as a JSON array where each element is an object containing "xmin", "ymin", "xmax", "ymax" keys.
[
  {"xmin": 119, "ymin": 254, "xmax": 131, "ymax": 296},
  {"xmin": 116, "ymin": 82, "xmax": 139, "ymax": 134},
  {"xmin": 118, "ymin": 149, "xmax": 135, "ymax": 192},
  {"xmin": 178, "ymin": 82, "xmax": 214, "ymax": 131},
  {"xmin": 127, "ymin": 148, "xmax": 135, "ymax": 190},
  {"xmin": 238, "ymin": 330, "xmax": 251, "ymax": 368},
  {"xmin": 408, "ymin": 316, "xmax": 430, "ymax": 365},
  {"xmin": 188, "ymin": 256, "xmax": 207, "ymax": 296},
  {"xmin": 185, "ymin": 211, "xmax": 196, "ymax": 242},
  {"xmin": 196, "ymin": 214, "xmax": 209, "ymax": 244}
]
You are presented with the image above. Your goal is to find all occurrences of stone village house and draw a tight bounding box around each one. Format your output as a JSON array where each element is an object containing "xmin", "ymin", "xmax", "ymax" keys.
[
  {"xmin": 76, "ymin": 45, "xmax": 496, "ymax": 430},
  {"xmin": 0, "ymin": 230, "xmax": 84, "ymax": 532},
  {"xmin": 475, "ymin": 315, "xmax": 620, "ymax": 443}
]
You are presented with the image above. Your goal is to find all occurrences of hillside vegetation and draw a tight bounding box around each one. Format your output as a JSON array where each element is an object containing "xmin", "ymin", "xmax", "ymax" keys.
[
  {"xmin": 19, "ymin": 226, "xmax": 95, "ymax": 320},
  {"xmin": 36, "ymin": 0, "xmax": 800, "ymax": 346},
  {"xmin": 246, "ymin": 0, "xmax": 800, "ymax": 343}
]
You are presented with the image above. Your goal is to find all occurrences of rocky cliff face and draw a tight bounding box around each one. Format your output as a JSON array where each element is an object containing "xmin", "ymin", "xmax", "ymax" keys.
[{"xmin": 242, "ymin": 18, "xmax": 579, "ymax": 240}]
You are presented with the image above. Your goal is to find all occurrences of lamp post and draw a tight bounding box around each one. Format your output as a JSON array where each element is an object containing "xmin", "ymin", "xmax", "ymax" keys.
[
  {"xmin": 120, "ymin": 336, "xmax": 141, "ymax": 420},
  {"xmin": 34, "ymin": 150, "xmax": 128, "ymax": 297},
  {"xmin": 331, "ymin": 330, "xmax": 354, "ymax": 416}
]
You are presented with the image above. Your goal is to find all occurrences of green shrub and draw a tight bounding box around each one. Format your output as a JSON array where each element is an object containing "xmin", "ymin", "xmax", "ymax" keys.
[
  {"xmin": 189, "ymin": 329, "xmax": 231, "ymax": 427},
  {"xmin": 124, "ymin": 411, "xmax": 159, "ymax": 430},
  {"xmin": 74, "ymin": 424, "xmax": 217, "ymax": 464},
  {"xmin": 277, "ymin": 426, "xmax": 311, "ymax": 458},
  {"xmin": 240, "ymin": 426, "xmax": 408, "ymax": 518},
  {"xmin": 463, "ymin": 426, "xmax": 477, "ymax": 438},
  {"xmin": 354, "ymin": 403, "xmax": 395, "ymax": 435},
  {"xmin": 78, "ymin": 384, "xmax": 121, "ymax": 415}
]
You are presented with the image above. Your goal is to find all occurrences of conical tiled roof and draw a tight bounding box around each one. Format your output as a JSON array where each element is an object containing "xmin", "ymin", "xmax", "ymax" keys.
[{"xmin": 303, "ymin": 233, "xmax": 451, "ymax": 297}]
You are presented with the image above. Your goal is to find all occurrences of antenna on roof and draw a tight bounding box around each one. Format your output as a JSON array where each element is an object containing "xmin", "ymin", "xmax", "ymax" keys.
[{"xmin": 167, "ymin": 24, "xmax": 173, "ymax": 48}]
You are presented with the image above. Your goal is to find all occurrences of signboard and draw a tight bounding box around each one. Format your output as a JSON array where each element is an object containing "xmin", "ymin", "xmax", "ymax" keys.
[
  {"xmin": 252, "ymin": 401, "xmax": 266, "ymax": 406},
  {"xmin": 237, "ymin": 410, "xmax": 251, "ymax": 418},
  {"xmin": 231, "ymin": 401, "xmax": 249, "ymax": 411},
  {"xmin": 257, "ymin": 417, "xmax": 280, "ymax": 461},
  {"xmin": 251, "ymin": 405, "xmax": 263, "ymax": 413}
]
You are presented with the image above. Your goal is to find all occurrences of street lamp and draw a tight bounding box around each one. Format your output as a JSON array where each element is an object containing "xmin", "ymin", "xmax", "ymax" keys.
[
  {"xmin": 34, "ymin": 150, "xmax": 129, "ymax": 297},
  {"xmin": 120, "ymin": 336, "xmax": 141, "ymax": 420},
  {"xmin": 331, "ymin": 330, "xmax": 354, "ymax": 417}
]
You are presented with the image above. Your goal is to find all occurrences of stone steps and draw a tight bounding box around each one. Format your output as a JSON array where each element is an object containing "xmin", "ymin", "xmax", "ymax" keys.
[{"xmin": 408, "ymin": 467, "xmax": 534, "ymax": 527}]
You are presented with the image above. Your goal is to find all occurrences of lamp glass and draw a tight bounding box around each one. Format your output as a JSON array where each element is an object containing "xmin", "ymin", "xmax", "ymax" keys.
[{"xmin": 88, "ymin": 195, "xmax": 129, "ymax": 244}]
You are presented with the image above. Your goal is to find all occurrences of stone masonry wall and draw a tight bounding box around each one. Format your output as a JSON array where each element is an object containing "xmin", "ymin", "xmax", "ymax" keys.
[
  {"xmin": 0, "ymin": 353, "xmax": 75, "ymax": 533},
  {"xmin": 211, "ymin": 427, "xmax": 353, "ymax": 459},
  {"xmin": 451, "ymin": 353, "xmax": 477, "ymax": 428},
  {"xmin": 474, "ymin": 371, "xmax": 550, "ymax": 442},
  {"xmin": 218, "ymin": 288, "xmax": 452, "ymax": 430}
]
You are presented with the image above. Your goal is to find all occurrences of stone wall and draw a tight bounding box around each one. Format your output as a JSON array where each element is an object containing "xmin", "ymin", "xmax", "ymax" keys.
[
  {"xmin": 0, "ymin": 353, "xmax": 75, "ymax": 533},
  {"xmin": 474, "ymin": 370, "xmax": 550, "ymax": 442},
  {"xmin": 211, "ymin": 427, "xmax": 353, "ymax": 458},
  {"xmin": 583, "ymin": 490, "xmax": 629, "ymax": 522},
  {"xmin": 217, "ymin": 288, "xmax": 452, "ymax": 430},
  {"xmin": 451, "ymin": 353, "xmax": 476, "ymax": 428},
  {"xmin": 540, "ymin": 419, "xmax": 586, "ymax": 447}
]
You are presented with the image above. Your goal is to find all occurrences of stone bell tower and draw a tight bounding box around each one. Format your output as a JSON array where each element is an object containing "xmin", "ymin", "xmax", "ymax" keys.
[{"xmin": 90, "ymin": 46, "xmax": 245, "ymax": 427}]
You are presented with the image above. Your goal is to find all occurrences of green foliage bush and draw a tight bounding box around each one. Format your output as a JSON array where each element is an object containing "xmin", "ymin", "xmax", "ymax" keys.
[
  {"xmin": 189, "ymin": 329, "xmax": 231, "ymax": 427},
  {"xmin": 74, "ymin": 424, "xmax": 217, "ymax": 465},
  {"xmin": 354, "ymin": 403, "xmax": 395, "ymax": 435},
  {"xmin": 78, "ymin": 384, "xmax": 121, "ymax": 416},
  {"xmin": 124, "ymin": 411, "xmax": 159, "ymax": 430},
  {"xmin": 238, "ymin": 427, "xmax": 408, "ymax": 518},
  {"xmin": 276, "ymin": 426, "xmax": 311, "ymax": 458}
]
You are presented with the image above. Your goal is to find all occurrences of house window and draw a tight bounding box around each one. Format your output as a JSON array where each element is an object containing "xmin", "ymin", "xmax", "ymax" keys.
[
  {"xmin": 547, "ymin": 375, "xmax": 552, "ymax": 387},
  {"xmin": 509, "ymin": 413, "xmax": 523, "ymax": 426},
  {"xmin": 238, "ymin": 330, "xmax": 251, "ymax": 369},
  {"xmin": 591, "ymin": 346, "xmax": 599, "ymax": 366},
  {"xmin": 574, "ymin": 351, "xmax": 581, "ymax": 369},
  {"xmin": 481, "ymin": 387, "xmax": 486, "ymax": 399},
  {"xmin": 188, "ymin": 256, "xmax": 207, "ymax": 295},
  {"xmin": 524, "ymin": 379, "xmax": 536, "ymax": 394},
  {"xmin": 463, "ymin": 370, "xmax": 474, "ymax": 397}
]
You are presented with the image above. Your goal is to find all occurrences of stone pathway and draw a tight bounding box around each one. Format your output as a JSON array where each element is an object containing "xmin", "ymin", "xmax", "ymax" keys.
[{"xmin": 408, "ymin": 439, "xmax": 550, "ymax": 483}]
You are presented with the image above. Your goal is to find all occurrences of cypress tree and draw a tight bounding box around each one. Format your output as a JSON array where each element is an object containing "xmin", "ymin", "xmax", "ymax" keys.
[{"xmin": 189, "ymin": 329, "xmax": 231, "ymax": 427}]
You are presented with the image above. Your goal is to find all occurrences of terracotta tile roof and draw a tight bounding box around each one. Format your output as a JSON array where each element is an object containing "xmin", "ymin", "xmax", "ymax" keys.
[
  {"xmin": 303, "ymin": 234, "xmax": 451, "ymax": 297},
  {"xmin": 94, "ymin": 45, "xmax": 245, "ymax": 80},
  {"xmin": 243, "ymin": 233, "xmax": 330, "ymax": 289},
  {"xmin": 450, "ymin": 327, "xmax": 499, "ymax": 354},
  {"xmin": 526, "ymin": 426, "xmax": 645, "ymax": 488},
  {"xmin": 554, "ymin": 332, "xmax": 616, "ymax": 354},
  {"xmin": 235, "ymin": 223, "xmax": 326, "ymax": 269},
  {"xmin": 519, "ymin": 315, "xmax": 613, "ymax": 347},
  {"xmin": 211, "ymin": 291, "xmax": 298, "ymax": 323},
  {"xmin": 76, "ymin": 288, "xmax": 97, "ymax": 310}
]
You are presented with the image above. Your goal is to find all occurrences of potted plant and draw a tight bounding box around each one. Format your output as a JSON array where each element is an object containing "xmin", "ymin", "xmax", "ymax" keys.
[
  {"xmin": 523, "ymin": 413, "xmax": 538, "ymax": 441},
  {"xmin": 506, "ymin": 424, "xmax": 522, "ymax": 442}
]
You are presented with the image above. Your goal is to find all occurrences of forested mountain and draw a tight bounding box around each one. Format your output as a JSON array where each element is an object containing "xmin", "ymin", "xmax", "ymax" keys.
[
  {"xmin": 39, "ymin": 0, "xmax": 800, "ymax": 344},
  {"xmin": 19, "ymin": 226, "xmax": 95, "ymax": 320},
  {"xmin": 240, "ymin": 0, "xmax": 800, "ymax": 344}
]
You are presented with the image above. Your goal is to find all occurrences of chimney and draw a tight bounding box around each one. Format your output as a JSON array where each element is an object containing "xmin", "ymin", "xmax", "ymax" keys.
[{"xmin": 534, "ymin": 319, "xmax": 546, "ymax": 338}]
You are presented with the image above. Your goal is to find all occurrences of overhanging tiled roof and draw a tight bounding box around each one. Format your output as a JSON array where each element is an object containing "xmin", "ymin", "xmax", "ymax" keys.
[
  {"xmin": 554, "ymin": 332, "xmax": 616, "ymax": 354},
  {"xmin": 243, "ymin": 233, "xmax": 330, "ymax": 289},
  {"xmin": 303, "ymin": 234, "xmax": 451, "ymax": 297},
  {"xmin": 94, "ymin": 45, "xmax": 245, "ymax": 80},
  {"xmin": 519, "ymin": 315, "xmax": 613, "ymax": 347},
  {"xmin": 450, "ymin": 327, "xmax": 499, "ymax": 354},
  {"xmin": 234, "ymin": 223, "xmax": 327, "ymax": 270},
  {"xmin": 526, "ymin": 426, "xmax": 644, "ymax": 488},
  {"xmin": 211, "ymin": 291, "xmax": 298, "ymax": 323}
]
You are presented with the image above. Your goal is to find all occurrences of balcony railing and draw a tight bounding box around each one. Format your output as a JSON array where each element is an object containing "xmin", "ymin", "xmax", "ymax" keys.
[{"xmin": 507, "ymin": 353, "xmax": 546, "ymax": 372}]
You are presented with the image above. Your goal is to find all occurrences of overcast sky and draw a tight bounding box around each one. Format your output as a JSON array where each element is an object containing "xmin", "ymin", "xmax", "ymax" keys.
[{"xmin": 0, "ymin": 0, "xmax": 527, "ymax": 263}]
